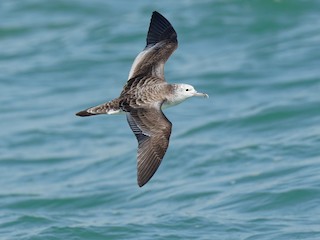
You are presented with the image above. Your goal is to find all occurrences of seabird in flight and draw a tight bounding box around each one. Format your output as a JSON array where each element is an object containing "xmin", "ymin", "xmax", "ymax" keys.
[{"xmin": 76, "ymin": 11, "xmax": 208, "ymax": 187}]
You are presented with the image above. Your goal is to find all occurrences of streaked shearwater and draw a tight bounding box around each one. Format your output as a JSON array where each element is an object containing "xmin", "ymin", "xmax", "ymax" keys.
[{"xmin": 76, "ymin": 11, "xmax": 208, "ymax": 187}]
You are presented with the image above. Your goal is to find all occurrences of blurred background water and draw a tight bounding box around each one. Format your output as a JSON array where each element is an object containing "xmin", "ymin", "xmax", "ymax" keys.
[{"xmin": 1, "ymin": 0, "xmax": 320, "ymax": 239}]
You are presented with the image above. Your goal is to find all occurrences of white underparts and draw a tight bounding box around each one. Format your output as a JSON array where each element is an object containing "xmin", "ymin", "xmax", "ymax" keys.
[
  {"xmin": 107, "ymin": 109, "xmax": 124, "ymax": 115},
  {"xmin": 162, "ymin": 99, "xmax": 185, "ymax": 109}
]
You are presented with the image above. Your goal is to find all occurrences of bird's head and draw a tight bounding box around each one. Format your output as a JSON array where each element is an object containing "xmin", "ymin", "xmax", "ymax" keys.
[{"xmin": 175, "ymin": 84, "xmax": 209, "ymax": 99}]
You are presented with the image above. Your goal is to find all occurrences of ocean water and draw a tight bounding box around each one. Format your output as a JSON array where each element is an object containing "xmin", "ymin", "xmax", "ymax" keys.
[{"xmin": 1, "ymin": 0, "xmax": 320, "ymax": 239}]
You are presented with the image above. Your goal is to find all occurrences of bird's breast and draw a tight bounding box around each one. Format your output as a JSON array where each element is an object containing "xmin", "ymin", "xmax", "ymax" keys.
[{"xmin": 162, "ymin": 98, "xmax": 184, "ymax": 109}]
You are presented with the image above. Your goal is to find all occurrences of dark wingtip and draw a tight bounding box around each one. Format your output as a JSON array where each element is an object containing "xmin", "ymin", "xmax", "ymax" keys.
[
  {"xmin": 146, "ymin": 11, "xmax": 177, "ymax": 47},
  {"xmin": 138, "ymin": 180, "xmax": 146, "ymax": 188},
  {"xmin": 75, "ymin": 110, "xmax": 95, "ymax": 117},
  {"xmin": 137, "ymin": 172, "xmax": 155, "ymax": 188}
]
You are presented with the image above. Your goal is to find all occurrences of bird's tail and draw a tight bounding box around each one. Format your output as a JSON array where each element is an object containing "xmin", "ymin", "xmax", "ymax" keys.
[{"xmin": 76, "ymin": 98, "xmax": 122, "ymax": 117}]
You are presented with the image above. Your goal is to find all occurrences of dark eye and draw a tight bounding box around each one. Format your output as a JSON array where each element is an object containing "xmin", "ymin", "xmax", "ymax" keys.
[{"xmin": 186, "ymin": 89, "xmax": 190, "ymax": 91}]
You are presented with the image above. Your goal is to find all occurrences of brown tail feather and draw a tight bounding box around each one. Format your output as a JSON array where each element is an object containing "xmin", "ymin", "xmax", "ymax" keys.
[
  {"xmin": 75, "ymin": 98, "xmax": 121, "ymax": 117},
  {"xmin": 75, "ymin": 110, "xmax": 96, "ymax": 117}
]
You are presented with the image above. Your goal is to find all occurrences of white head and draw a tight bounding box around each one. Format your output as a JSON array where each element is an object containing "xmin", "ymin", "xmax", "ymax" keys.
[
  {"xmin": 175, "ymin": 84, "xmax": 208, "ymax": 99},
  {"xmin": 164, "ymin": 83, "xmax": 208, "ymax": 108}
]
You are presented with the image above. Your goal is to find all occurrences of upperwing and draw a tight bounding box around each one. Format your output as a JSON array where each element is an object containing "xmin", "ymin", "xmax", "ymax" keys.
[{"xmin": 128, "ymin": 11, "xmax": 178, "ymax": 80}]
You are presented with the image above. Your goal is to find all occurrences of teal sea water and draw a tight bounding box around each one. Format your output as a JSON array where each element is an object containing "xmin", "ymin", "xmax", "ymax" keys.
[{"xmin": 1, "ymin": 0, "xmax": 320, "ymax": 239}]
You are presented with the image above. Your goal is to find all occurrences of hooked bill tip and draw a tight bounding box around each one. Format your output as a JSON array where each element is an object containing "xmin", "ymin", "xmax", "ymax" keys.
[{"xmin": 194, "ymin": 92, "xmax": 209, "ymax": 98}]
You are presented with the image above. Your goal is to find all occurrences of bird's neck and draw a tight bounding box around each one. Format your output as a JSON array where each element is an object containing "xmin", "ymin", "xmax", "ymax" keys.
[{"xmin": 162, "ymin": 84, "xmax": 188, "ymax": 109}]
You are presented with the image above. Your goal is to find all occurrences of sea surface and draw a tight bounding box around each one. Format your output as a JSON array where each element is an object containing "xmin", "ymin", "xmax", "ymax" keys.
[{"xmin": 1, "ymin": 0, "xmax": 320, "ymax": 239}]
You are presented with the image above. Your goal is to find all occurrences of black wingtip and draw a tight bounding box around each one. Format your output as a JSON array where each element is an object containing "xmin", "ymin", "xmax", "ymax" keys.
[
  {"xmin": 75, "ymin": 110, "xmax": 95, "ymax": 117},
  {"xmin": 146, "ymin": 11, "xmax": 177, "ymax": 47},
  {"xmin": 138, "ymin": 178, "xmax": 148, "ymax": 188}
]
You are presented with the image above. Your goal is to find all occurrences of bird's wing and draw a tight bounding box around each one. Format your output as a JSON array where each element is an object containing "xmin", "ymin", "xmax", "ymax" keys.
[
  {"xmin": 125, "ymin": 106, "xmax": 172, "ymax": 187},
  {"xmin": 128, "ymin": 11, "xmax": 178, "ymax": 80}
]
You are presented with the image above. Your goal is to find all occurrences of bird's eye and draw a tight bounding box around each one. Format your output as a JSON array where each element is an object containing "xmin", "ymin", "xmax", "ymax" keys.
[{"xmin": 186, "ymin": 89, "xmax": 189, "ymax": 91}]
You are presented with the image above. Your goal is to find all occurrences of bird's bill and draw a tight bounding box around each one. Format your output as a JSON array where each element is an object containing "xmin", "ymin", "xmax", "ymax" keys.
[{"xmin": 194, "ymin": 92, "xmax": 209, "ymax": 98}]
